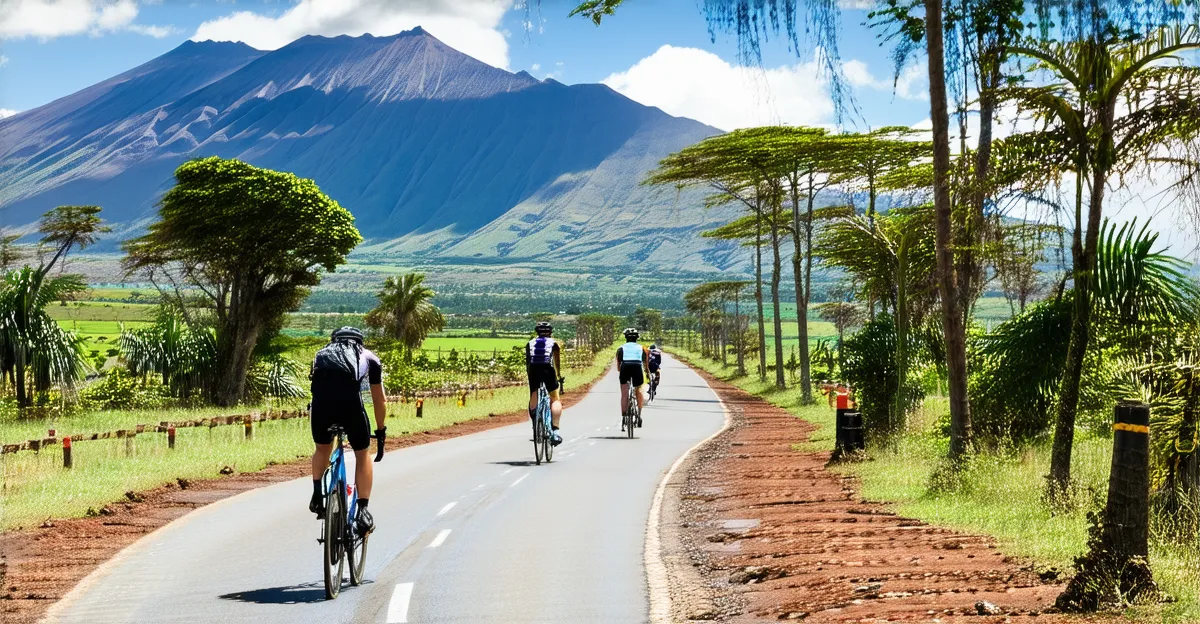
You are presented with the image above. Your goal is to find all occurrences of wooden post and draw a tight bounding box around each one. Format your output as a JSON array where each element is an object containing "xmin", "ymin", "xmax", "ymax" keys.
[
  {"xmin": 416, "ymin": 399, "xmax": 424, "ymax": 418},
  {"xmin": 244, "ymin": 415, "xmax": 253, "ymax": 439},
  {"xmin": 63, "ymin": 436, "xmax": 72, "ymax": 469},
  {"xmin": 125, "ymin": 431, "xmax": 135, "ymax": 456},
  {"xmin": 168, "ymin": 427, "xmax": 176, "ymax": 449}
]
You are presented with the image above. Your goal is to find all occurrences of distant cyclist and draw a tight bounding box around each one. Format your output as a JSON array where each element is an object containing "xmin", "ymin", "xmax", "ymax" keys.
[
  {"xmin": 526, "ymin": 321, "xmax": 564, "ymax": 446},
  {"xmin": 617, "ymin": 328, "xmax": 650, "ymax": 425},
  {"xmin": 648, "ymin": 343, "xmax": 663, "ymax": 390},
  {"xmin": 308, "ymin": 327, "xmax": 387, "ymax": 535}
]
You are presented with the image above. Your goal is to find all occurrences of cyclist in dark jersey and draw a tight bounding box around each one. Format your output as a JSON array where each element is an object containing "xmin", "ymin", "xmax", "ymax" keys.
[
  {"xmin": 526, "ymin": 321, "xmax": 564, "ymax": 445},
  {"xmin": 309, "ymin": 327, "xmax": 387, "ymax": 535},
  {"xmin": 648, "ymin": 343, "xmax": 663, "ymax": 388}
]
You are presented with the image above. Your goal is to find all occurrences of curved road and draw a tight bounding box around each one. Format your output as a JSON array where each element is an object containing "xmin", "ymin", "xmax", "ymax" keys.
[{"xmin": 46, "ymin": 355, "xmax": 724, "ymax": 624}]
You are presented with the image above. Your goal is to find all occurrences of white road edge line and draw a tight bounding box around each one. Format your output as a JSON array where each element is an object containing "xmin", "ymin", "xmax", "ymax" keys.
[
  {"xmin": 511, "ymin": 473, "xmax": 529, "ymax": 487},
  {"xmin": 437, "ymin": 502, "xmax": 456, "ymax": 516},
  {"xmin": 501, "ymin": 467, "xmax": 515, "ymax": 476},
  {"xmin": 644, "ymin": 368, "xmax": 732, "ymax": 624},
  {"xmin": 428, "ymin": 529, "xmax": 452, "ymax": 548},
  {"xmin": 387, "ymin": 582, "xmax": 415, "ymax": 623},
  {"xmin": 569, "ymin": 436, "xmax": 583, "ymax": 443}
]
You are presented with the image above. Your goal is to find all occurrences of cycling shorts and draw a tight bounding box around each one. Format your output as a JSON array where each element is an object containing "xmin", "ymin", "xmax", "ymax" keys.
[
  {"xmin": 619, "ymin": 362, "xmax": 644, "ymax": 386},
  {"xmin": 648, "ymin": 360, "xmax": 661, "ymax": 373},
  {"xmin": 527, "ymin": 364, "xmax": 560, "ymax": 393},
  {"xmin": 310, "ymin": 397, "xmax": 372, "ymax": 451}
]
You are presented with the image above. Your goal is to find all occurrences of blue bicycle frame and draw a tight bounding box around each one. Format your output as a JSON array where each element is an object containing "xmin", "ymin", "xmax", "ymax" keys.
[
  {"xmin": 323, "ymin": 430, "xmax": 358, "ymax": 526},
  {"xmin": 532, "ymin": 383, "xmax": 554, "ymax": 464}
]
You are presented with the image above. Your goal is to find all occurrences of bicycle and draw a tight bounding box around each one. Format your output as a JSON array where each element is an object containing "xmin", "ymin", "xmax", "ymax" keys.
[
  {"xmin": 531, "ymin": 382, "xmax": 555, "ymax": 465},
  {"xmin": 622, "ymin": 380, "xmax": 639, "ymax": 439},
  {"xmin": 317, "ymin": 424, "xmax": 372, "ymax": 599},
  {"xmin": 648, "ymin": 371, "xmax": 660, "ymax": 402}
]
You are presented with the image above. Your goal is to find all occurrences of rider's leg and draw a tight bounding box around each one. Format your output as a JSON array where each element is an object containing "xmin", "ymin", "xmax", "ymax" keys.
[
  {"xmin": 528, "ymin": 391, "xmax": 538, "ymax": 415},
  {"xmin": 637, "ymin": 387, "xmax": 646, "ymax": 411},
  {"xmin": 312, "ymin": 443, "xmax": 333, "ymax": 480},
  {"xmin": 550, "ymin": 390, "xmax": 563, "ymax": 428},
  {"xmin": 353, "ymin": 448, "xmax": 374, "ymax": 500},
  {"xmin": 620, "ymin": 382, "xmax": 630, "ymax": 413}
]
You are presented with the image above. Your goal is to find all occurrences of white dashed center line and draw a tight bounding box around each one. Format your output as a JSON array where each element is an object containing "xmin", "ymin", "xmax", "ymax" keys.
[
  {"xmin": 511, "ymin": 473, "xmax": 529, "ymax": 487},
  {"xmin": 436, "ymin": 502, "xmax": 456, "ymax": 516},
  {"xmin": 387, "ymin": 582, "xmax": 414, "ymax": 623},
  {"xmin": 428, "ymin": 529, "xmax": 452, "ymax": 548}
]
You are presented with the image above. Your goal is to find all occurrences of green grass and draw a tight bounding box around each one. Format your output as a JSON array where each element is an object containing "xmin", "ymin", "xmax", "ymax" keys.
[
  {"xmin": 0, "ymin": 345, "xmax": 616, "ymax": 531},
  {"xmin": 417, "ymin": 336, "xmax": 527, "ymax": 352},
  {"xmin": 672, "ymin": 346, "xmax": 1200, "ymax": 623}
]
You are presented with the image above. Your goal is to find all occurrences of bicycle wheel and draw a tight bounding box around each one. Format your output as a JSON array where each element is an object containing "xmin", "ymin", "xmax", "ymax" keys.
[
  {"xmin": 532, "ymin": 414, "xmax": 544, "ymax": 465},
  {"xmin": 347, "ymin": 500, "xmax": 368, "ymax": 586},
  {"xmin": 323, "ymin": 485, "xmax": 345, "ymax": 599},
  {"xmin": 542, "ymin": 415, "xmax": 554, "ymax": 463}
]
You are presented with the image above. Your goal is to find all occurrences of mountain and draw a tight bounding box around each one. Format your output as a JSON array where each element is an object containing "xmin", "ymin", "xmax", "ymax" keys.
[{"xmin": 0, "ymin": 28, "xmax": 742, "ymax": 273}]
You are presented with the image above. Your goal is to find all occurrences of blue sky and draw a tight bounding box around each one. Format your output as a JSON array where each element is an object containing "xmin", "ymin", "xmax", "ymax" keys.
[{"xmin": 0, "ymin": 0, "xmax": 932, "ymax": 130}]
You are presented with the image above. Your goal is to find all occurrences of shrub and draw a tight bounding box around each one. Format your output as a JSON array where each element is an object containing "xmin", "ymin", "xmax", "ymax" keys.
[
  {"xmin": 840, "ymin": 314, "xmax": 924, "ymax": 440},
  {"xmin": 79, "ymin": 368, "xmax": 172, "ymax": 411}
]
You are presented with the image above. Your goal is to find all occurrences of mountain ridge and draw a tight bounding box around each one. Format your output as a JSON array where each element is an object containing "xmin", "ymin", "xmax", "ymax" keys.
[{"xmin": 0, "ymin": 28, "xmax": 740, "ymax": 273}]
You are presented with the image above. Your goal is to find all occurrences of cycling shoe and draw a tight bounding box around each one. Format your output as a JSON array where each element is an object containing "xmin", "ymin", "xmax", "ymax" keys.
[
  {"xmin": 309, "ymin": 491, "xmax": 325, "ymax": 518},
  {"xmin": 355, "ymin": 508, "xmax": 375, "ymax": 535},
  {"xmin": 551, "ymin": 432, "xmax": 563, "ymax": 446}
]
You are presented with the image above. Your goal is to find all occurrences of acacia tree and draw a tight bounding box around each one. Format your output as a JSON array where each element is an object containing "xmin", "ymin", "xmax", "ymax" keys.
[
  {"xmin": 1003, "ymin": 26, "xmax": 1200, "ymax": 492},
  {"xmin": 124, "ymin": 157, "xmax": 361, "ymax": 406}
]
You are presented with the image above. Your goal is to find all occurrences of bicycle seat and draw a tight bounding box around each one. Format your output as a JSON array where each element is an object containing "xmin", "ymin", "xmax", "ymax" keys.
[{"xmin": 327, "ymin": 424, "xmax": 346, "ymax": 435}]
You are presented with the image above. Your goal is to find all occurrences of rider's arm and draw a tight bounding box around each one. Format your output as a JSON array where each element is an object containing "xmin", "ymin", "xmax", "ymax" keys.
[
  {"xmin": 370, "ymin": 383, "xmax": 387, "ymax": 429},
  {"xmin": 553, "ymin": 343, "xmax": 562, "ymax": 377},
  {"xmin": 643, "ymin": 349, "xmax": 650, "ymax": 375}
]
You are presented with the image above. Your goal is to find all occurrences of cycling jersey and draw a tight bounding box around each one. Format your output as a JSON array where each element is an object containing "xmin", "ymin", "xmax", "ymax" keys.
[
  {"xmin": 527, "ymin": 336, "xmax": 557, "ymax": 365},
  {"xmin": 311, "ymin": 347, "xmax": 381, "ymax": 451},
  {"xmin": 648, "ymin": 349, "xmax": 662, "ymax": 371},
  {"xmin": 617, "ymin": 342, "xmax": 644, "ymax": 364}
]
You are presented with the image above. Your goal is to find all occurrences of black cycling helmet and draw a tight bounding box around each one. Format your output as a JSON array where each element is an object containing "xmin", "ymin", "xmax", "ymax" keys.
[
  {"xmin": 623, "ymin": 327, "xmax": 639, "ymax": 341},
  {"xmin": 331, "ymin": 326, "xmax": 365, "ymax": 344},
  {"xmin": 535, "ymin": 321, "xmax": 553, "ymax": 336},
  {"xmin": 651, "ymin": 344, "xmax": 658, "ymax": 350}
]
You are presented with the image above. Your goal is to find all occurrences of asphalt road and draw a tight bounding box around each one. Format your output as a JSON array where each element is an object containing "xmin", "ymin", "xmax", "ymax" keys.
[{"xmin": 46, "ymin": 355, "xmax": 724, "ymax": 624}]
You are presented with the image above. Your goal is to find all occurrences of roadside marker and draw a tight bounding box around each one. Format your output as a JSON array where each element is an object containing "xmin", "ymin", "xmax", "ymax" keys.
[
  {"xmin": 437, "ymin": 502, "xmax": 456, "ymax": 516},
  {"xmin": 386, "ymin": 583, "xmax": 414, "ymax": 623},
  {"xmin": 427, "ymin": 529, "xmax": 451, "ymax": 548}
]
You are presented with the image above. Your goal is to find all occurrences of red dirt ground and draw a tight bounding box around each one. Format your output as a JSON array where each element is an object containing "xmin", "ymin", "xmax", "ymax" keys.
[
  {"xmin": 0, "ymin": 369, "xmax": 606, "ymax": 624},
  {"xmin": 677, "ymin": 370, "xmax": 1121, "ymax": 623}
]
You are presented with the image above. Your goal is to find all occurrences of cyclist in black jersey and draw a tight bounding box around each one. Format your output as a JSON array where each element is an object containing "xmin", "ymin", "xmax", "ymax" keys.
[
  {"xmin": 308, "ymin": 327, "xmax": 387, "ymax": 535},
  {"xmin": 648, "ymin": 343, "xmax": 663, "ymax": 388},
  {"xmin": 526, "ymin": 321, "xmax": 564, "ymax": 445}
]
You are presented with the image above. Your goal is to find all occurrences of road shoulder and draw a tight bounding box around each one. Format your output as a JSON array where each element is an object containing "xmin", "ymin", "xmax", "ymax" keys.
[{"xmin": 659, "ymin": 364, "xmax": 1119, "ymax": 623}]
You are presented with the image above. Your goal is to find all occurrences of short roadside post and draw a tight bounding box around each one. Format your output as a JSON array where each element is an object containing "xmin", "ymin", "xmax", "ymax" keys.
[
  {"xmin": 416, "ymin": 398, "xmax": 424, "ymax": 418},
  {"xmin": 62, "ymin": 436, "xmax": 72, "ymax": 469},
  {"xmin": 244, "ymin": 414, "xmax": 253, "ymax": 440},
  {"xmin": 168, "ymin": 427, "xmax": 176, "ymax": 449}
]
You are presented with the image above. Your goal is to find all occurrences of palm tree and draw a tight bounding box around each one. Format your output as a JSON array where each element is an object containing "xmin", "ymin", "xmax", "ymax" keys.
[
  {"xmin": 1003, "ymin": 26, "xmax": 1200, "ymax": 492},
  {"xmin": 365, "ymin": 273, "xmax": 445, "ymax": 360},
  {"xmin": 0, "ymin": 268, "xmax": 90, "ymax": 401},
  {"xmin": 119, "ymin": 309, "xmax": 217, "ymax": 399}
]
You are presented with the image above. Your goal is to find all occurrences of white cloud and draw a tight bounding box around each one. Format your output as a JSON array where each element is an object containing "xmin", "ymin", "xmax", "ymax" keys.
[
  {"xmin": 530, "ymin": 63, "xmax": 540, "ymax": 71},
  {"xmin": 192, "ymin": 0, "xmax": 514, "ymax": 69},
  {"xmin": 839, "ymin": 58, "xmax": 927, "ymax": 101},
  {"xmin": 0, "ymin": 55, "xmax": 8, "ymax": 67},
  {"xmin": 0, "ymin": 0, "xmax": 172, "ymax": 40},
  {"xmin": 841, "ymin": 59, "xmax": 884, "ymax": 89},
  {"xmin": 893, "ymin": 62, "xmax": 928, "ymax": 101},
  {"xmin": 602, "ymin": 45, "xmax": 834, "ymax": 131},
  {"xmin": 0, "ymin": 108, "xmax": 19, "ymax": 118},
  {"xmin": 127, "ymin": 23, "xmax": 172, "ymax": 38}
]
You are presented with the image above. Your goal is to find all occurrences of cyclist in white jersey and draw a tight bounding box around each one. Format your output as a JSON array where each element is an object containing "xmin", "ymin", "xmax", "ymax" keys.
[
  {"xmin": 616, "ymin": 328, "xmax": 650, "ymax": 424},
  {"xmin": 526, "ymin": 321, "xmax": 564, "ymax": 445}
]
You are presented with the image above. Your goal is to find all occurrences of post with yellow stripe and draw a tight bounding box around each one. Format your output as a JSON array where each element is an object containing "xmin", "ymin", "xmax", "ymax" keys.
[
  {"xmin": 1105, "ymin": 401, "xmax": 1152, "ymax": 561},
  {"xmin": 1056, "ymin": 400, "xmax": 1158, "ymax": 611}
]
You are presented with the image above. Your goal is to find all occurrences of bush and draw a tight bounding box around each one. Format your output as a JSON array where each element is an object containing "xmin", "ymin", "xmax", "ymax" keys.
[
  {"xmin": 840, "ymin": 314, "xmax": 924, "ymax": 440},
  {"xmin": 79, "ymin": 368, "xmax": 172, "ymax": 411}
]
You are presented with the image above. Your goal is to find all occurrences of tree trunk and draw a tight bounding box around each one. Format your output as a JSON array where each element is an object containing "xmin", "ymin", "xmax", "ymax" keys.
[
  {"xmin": 14, "ymin": 344, "xmax": 27, "ymax": 407},
  {"xmin": 735, "ymin": 293, "xmax": 746, "ymax": 376},
  {"xmin": 925, "ymin": 0, "xmax": 973, "ymax": 460},
  {"xmin": 212, "ymin": 284, "xmax": 263, "ymax": 407},
  {"xmin": 798, "ymin": 183, "xmax": 816, "ymax": 403},
  {"xmin": 769, "ymin": 209, "xmax": 786, "ymax": 390},
  {"xmin": 755, "ymin": 208, "xmax": 768, "ymax": 382},
  {"xmin": 1049, "ymin": 139, "xmax": 1108, "ymax": 493}
]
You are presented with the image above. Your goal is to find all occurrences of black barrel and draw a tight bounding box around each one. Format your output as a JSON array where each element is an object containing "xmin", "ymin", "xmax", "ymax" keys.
[{"xmin": 843, "ymin": 410, "xmax": 865, "ymax": 451}]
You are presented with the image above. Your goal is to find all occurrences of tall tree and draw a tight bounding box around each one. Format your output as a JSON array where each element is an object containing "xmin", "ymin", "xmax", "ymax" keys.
[
  {"xmin": 365, "ymin": 273, "xmax": 446, "ymax": 359},
  {"xmin": 124, "ymin": 157, "xmax": 361, "ymax": 406},
  {"xmin": 1003, "ymin": 26, "xmax": 1200, "ymax": 492},
  {"xmin": 0, "ymin": 205, "xmax": 106, "ymax": 406}
]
